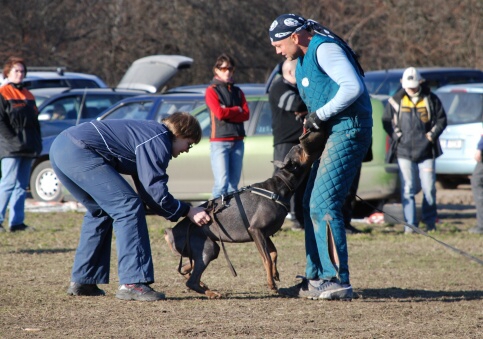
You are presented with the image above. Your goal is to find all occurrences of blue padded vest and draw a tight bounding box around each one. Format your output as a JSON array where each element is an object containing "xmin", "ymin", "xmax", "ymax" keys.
[{"xmin": 296, "ymin": 34, "xmax": 372, "ymax": 132}]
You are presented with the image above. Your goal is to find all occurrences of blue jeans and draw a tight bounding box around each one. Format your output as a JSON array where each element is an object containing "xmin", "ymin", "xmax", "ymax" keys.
[
  {"xmin": 0, "ymin": 157, "xmax": 32, "ymax": 226},
  {"xmin": 210, "ymin": 140, "xmax": 244, "ymax": 198},
  {"xmin": 50, "ymin": 133, "xmax": 154, "ymax": 285},
  {"xmin": 303, "ymin": 127, "xmax": 371, "ymax": 285},
  {"xmin": 471, "ymin": 162, "xmax": 483, "ymax": 229},
  {"xmin": 397, "ymin": 158, "xmax": 437, "ymax": 227}
]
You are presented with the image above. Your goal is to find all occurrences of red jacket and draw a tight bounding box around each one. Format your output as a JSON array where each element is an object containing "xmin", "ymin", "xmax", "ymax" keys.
[{"xmin": 205, "ymin": 81, "xmax": 249, "ymax": 142}]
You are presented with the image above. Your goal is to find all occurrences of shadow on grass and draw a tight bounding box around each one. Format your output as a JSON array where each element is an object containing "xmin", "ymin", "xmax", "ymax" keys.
[
  {"xmin": 13, "ymin": 248, "xmax": 75, "ymax": 254},
  {"xmin": 357, "ymin": 287, "xmax": 483, "ymax": 301}
]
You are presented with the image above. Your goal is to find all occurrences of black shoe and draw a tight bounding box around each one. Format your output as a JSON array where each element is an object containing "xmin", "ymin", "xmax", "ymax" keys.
[
  {"xmin": 116, "ymin": 283, "xmax": 165, "ymax": 301},
  {"xmin": 67, "ymin": 282, "xmax": 105, "ymax": 296},
  {"xmin": 10, "ymin": 223, "xmax": 35, "ymax": 232},
  {"xmin": 291, "ymin": 220, "xmax": 305, "ymax": 231},
  {"xmin": 345, "ymin": 224, "xmax": 362, "ymax": 234},
  {"xmin": 0, "ymin": 225, "xmax": 5, "ymax": 233}
]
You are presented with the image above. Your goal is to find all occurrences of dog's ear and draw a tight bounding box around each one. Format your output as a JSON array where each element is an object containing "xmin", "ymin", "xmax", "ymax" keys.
[{"xmin": 272, "ymin": 160, "xmax": 284, "ymax": 169}]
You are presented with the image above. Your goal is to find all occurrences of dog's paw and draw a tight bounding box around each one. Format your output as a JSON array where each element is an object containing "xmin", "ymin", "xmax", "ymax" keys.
[{"xmin": 206, "ymin": 291, "xmax": 222, "ymax": 299}]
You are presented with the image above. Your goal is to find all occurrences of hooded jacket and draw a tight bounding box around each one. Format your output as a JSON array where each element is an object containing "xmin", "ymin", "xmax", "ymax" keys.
[{"xmin": 382, "ymin": 84, "xmax": 447, "ymax": 162}]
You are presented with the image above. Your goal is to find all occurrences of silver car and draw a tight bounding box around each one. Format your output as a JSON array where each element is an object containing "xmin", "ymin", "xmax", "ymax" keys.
[{"xmin": 435, "ymin": 83, "xmax": 483, "ymax": 188}]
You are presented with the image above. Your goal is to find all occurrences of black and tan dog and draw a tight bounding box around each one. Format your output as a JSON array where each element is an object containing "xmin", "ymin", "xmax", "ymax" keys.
[{"xmin": 165, "ymin": 132, "xmax": 325, "ymax": 298}]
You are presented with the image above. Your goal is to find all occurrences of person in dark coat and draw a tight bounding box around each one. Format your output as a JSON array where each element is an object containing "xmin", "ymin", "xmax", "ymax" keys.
[
  {"xmin": 50, "ymin": 112, "xmax": 210, "ymax": 301},
  {"xmin": 382, "ymin": 67, "xmax": 447, "ymax": 233},
  {"xmin": 205, "ymin": 53, "xmax": 250, "ymax": 198},
  {"xmin": 269, "ymin": 59, "xmax": 308, "ymax": 230},
  {"xmin": 0, "ymin": 56, "xmax": 42, "ymax": 233}
]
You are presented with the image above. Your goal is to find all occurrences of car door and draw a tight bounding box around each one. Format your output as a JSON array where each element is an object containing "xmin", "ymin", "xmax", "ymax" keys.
[
  {"xmin": 240, "ymin": 98, "xmax": 274, "ymax": 186},
  {"xmin": 166, "ymin": 97, "xmax": 273, "ymax": 201},
  {"xmin": 166, "ymin": 107, "xmax": 214, "ymax": 201}
]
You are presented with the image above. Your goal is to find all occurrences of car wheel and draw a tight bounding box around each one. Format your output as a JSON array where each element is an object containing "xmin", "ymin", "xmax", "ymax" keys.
[
  {"xmin": 436, "ymin": 179, "xmax": 459, "ymax": 190},
  {"xmin": 30, "ymin": 160, "xmax": 64, "ymax": 202}
]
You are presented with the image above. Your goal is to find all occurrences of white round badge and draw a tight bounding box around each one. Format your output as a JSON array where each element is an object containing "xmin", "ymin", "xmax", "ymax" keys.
[{"xmin": 301, "ymin": 77, "xmax": 309, "ymax": 87}]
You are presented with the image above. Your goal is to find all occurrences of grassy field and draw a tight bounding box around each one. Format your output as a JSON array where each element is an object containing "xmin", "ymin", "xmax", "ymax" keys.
[{"xmin": 0, "ymin": 206, "xmax": 482, "ymax": 338}]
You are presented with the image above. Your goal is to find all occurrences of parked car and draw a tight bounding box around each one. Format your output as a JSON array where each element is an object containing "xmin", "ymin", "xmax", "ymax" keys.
[
  {"xmin": 1, "ymin": 67, "xmax": 108, "ymax": 90},
  {"xmin": 30, "ymin": 92, "xmax": 398, "ymax": 208},
  {"xmin": 32, "ymin": 55, "xmax": 194, "ymax": 138},
  {"xmin": 36, "ymin": 88, "xmax": 151, "ymax": 137},
  {"xmin": 434, "ymin": 83, "xmax": 483, "ymax": 188},
  {"xmin": 166, "ymin": 83, "xmax": 267, "ymax": 96},
  {"xmin": 30, "ymin": 87, "xmax": 70, "ymax": 107},
  {"xmin": 364, "ymin": 67, "xmax": 483, "ymax": 96},
  {"xmin": 30, "ymin": 92, "xmax": 207, "ymax": 202}
]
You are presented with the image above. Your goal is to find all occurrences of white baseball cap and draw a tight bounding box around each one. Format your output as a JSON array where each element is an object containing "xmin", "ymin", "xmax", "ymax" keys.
[{"xmin": 401, "ymin": 67, "xmax": 422, "ymax": 89}]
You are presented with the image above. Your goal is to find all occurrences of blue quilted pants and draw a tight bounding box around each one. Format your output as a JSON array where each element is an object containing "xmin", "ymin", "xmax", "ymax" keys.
[{"xmin": 303, "ymin": 127, "xmax": 372, "ymax": 284}]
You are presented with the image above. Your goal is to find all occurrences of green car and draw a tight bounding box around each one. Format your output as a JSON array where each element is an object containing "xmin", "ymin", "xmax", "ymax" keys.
[
  {"xmin": 167, "ymin": 95, "xmax": 399, "ymax": 206},
  {"xmin": 34, "ymin": 92, "xmax": 398, "ymax": 210}
]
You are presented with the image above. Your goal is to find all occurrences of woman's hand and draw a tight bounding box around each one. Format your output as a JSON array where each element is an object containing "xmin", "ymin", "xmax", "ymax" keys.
[{"xmin": 187, "ymin": 206, "xmax": 211, "ymax": 226}]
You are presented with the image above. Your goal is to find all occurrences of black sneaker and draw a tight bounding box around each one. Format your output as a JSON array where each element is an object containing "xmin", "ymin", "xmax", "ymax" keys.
[
  {"xmin": 10, "ymin": 223, "xmax": 35, "ymax": 232},
  {"xmin": 345, "ymin": 224, "xmax": 362, "ymax": 234},
  {"xmin": 0, "ymin": 225, "xmax": 5, "ymax": 233},
  {"xmin": 67, "ymin": 282, "xmax": 105, "ymax": 296},
  {"xmin": 116, "ymin": 283, "xmax": 165, "ymax": 301},
  {"xmin": 277, "ymin": 276, "xmax": 322, "ymax": 299},
  {"xmin": 291, "ymin": 220, "xmax": 305, "ymax": 231}
]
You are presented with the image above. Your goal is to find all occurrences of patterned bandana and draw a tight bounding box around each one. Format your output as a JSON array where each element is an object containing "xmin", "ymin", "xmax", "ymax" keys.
[
  {"xmin": 268, "ymin": 13, "xmax": 365, "ymax": 76},
  {"xmin": 268, "ymin": 14, "xmax": 307, "ymax": 42}
]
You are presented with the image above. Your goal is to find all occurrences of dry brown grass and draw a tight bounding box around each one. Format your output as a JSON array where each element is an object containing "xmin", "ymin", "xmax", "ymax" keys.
[{"xmin": 0, "ymin": 202, "xmax": 482, "ymax": 338}]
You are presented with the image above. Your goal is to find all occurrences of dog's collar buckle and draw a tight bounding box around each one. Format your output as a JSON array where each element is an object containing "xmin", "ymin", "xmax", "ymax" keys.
[
  {"xmin": 248, "ymin": 187, "xmax": 290, "ymax": 211},
  {"xmin": 269, "ymin": 192, "xmax": 280, "ymax": 201}
]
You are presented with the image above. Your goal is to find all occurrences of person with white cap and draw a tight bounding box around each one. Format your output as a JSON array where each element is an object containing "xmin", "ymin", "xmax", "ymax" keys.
[
  {"xmin": 268, "ymin": 14, "xmax": 373, "ymax": 301},
  {"xmin": 382, "ymin": 67, "xmax": 447, "ymax": 233}
]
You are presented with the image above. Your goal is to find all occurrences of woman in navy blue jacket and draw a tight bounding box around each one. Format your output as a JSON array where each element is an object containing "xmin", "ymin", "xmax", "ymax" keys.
[{"xmin": 50, "ymin": 112, "xmax": 210, "ymax": 301}]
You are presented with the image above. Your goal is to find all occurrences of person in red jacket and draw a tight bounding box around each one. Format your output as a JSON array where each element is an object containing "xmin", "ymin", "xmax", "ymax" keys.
[
  {"xmin": 0, "ymin": 56, "xmax": 42, "ymax": 233},
  {"xmin": 205, "ymin": 53, "xmax": 249, "ymax": 198}
]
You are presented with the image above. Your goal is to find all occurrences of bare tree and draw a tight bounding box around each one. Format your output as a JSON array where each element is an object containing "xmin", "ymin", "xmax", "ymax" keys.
[{"xmin": 0, "ymin": 0, "xmax": 481, "ymax": 86}]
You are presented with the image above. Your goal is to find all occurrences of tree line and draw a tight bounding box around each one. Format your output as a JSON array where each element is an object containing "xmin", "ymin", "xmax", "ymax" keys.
[{"xmin": 0, "ymin": 0, "xmax": 481, "ymax": 88}]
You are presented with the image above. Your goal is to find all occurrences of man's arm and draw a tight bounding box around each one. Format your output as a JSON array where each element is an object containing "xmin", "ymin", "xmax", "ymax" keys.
[{"xmin": 314, "ymin": 43, "xmax": 364, "ymax": 121}]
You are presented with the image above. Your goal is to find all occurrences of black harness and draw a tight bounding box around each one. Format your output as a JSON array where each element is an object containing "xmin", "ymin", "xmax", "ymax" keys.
[{"xmin": 177, "ymin": 185, "xmax": 291, "ymax": 277}]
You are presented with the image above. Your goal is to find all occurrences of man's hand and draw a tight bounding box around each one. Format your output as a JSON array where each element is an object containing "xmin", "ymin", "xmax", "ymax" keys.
[
  {"xmin": 304, "ymin": 112, "xmax": 323, "ymax": 131},
  {"xmin": 187, "ymin": 206, "xmax": 211, "ymax": 226},
  {"xmin": 475, "ymin": 149, "xmax": 482, "ymax": 163},
  {"xmin": 295, "ymin": 111, "xmax": 308, "ymax": 122}
]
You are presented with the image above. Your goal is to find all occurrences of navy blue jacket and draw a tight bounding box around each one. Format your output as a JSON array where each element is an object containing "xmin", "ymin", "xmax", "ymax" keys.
[{"xmin": 65, "ymin": 119, "xmax": 190, "ymax": 221}]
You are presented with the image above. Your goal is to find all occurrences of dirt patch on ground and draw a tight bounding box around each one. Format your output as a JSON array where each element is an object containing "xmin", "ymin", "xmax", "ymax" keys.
[{"xmin": 1, "ymin": 187, "xmax": 481, "ymax": 338}]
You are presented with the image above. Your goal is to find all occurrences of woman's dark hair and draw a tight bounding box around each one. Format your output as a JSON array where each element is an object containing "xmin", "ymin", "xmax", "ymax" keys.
[
  {"xmin": 162, "ymin": 112, "xmax": 202, "ymax": 143},
  {"xmin": 3, "ymin": 56, "xmax": 27, "ymax": 78},
  {"xmin": 213, "ymin": 53, "xmax": 235, "ymax": 73}
]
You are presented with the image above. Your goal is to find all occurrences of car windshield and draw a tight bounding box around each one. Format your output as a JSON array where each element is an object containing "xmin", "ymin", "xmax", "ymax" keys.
[
  {"xmin": 24, "ymin": 79, "xmax": 101, "ymax": 90},
  {"xmin": 364, "ymin": 73, "xmax": 401, "ymax": 96},
  {"xmin": 102, "ymin": 101, "xmax": 154, "ymax": 120},
  {"xmin": 437, "ymin": 92, "xmax": 483, "ymax": 125}
]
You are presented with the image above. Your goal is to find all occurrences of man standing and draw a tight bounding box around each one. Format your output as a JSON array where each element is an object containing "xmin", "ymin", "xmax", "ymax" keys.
[
  {"xmin": 269, "ymin": 59, "xmax": 308, "ymax": 230},
  {"xmin": 470, "ymin": 135, "xmax": 483, "ymax": 234},
  {"xmin": 269, "ymin": 14, "xmax": 372, "ymax": 300},
  {"xmin": 382, "ymin": 67, "xmax": 447, "ymax": 233}
]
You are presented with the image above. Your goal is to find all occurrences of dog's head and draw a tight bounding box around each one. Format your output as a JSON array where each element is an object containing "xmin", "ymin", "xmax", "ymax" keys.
[
  {"xmin": 273, "ymin": 144, "xmax": 312, "ymax": 178},
  {"xmin": 299, "ymin": 129, "xmax": 327, "ymax": 161}
]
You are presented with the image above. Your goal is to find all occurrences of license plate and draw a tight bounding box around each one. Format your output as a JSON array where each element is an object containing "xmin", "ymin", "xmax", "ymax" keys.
[{"xmin": 441, "ymin": 139, "xmax": 463, "ymax": 149}]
